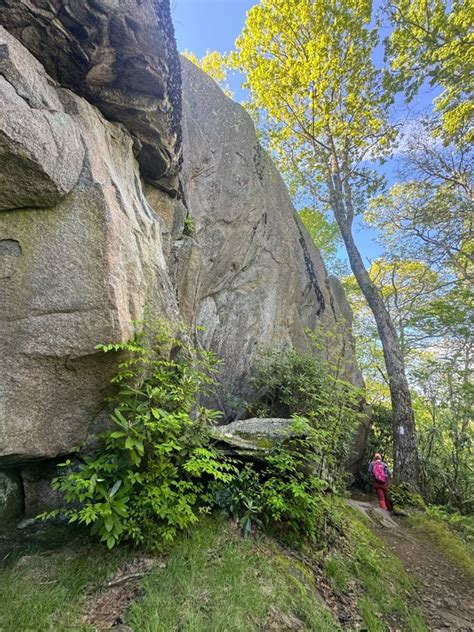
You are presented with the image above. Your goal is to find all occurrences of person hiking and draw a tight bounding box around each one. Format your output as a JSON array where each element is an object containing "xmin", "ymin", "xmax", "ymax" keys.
[{"xmin": 368, "ymin": 452, "xmax": 393, "ymax": 511}]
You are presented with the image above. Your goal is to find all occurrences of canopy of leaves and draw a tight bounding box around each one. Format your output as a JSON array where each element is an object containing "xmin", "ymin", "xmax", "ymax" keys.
[
  {"xmin": 234, "ymin": 0, "xmax": 396, "ymax": 218},
  {"xmin": 385, "ymin": 0, "xmax": 473, "ymax": 142},
  {"xmin": 368, "ymin": 120, "xmax": 473, "ymax": 280}
]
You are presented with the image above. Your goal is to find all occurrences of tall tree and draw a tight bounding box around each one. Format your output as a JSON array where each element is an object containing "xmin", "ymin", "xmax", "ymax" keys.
[{"xmin": 234, "ymin": 0, "xmax": 419, "ymax": 484}]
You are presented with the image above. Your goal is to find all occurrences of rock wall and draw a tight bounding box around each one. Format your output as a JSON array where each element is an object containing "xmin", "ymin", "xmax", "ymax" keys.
[
  {"xmin": 179, "ymin": 58, "xmax": 363, "ymax": 416},
  {"xmin": 0, "ymin": 0, "xmax": 365, "ymax": 515},
  {"xmin": 0, "ymin": 0, "xmax": 182, "ymax": 194},
  {"xmin": 0, "ymin": 24, "xmax": 179, "ymax": 464}
]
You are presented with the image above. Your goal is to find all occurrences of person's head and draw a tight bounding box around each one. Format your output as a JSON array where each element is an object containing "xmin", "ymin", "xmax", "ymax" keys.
[{"xmin": 373, "ymin": 452, "xmax": 382, "ymax": 461}]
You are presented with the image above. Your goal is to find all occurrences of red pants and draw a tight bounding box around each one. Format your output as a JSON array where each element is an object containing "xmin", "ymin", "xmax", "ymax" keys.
[{"xmin": 374, "ymin": 481, "xmax": 392, "ymax": 511}]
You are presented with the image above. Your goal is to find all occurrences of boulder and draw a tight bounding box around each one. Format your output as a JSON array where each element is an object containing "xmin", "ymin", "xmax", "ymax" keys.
[
  {"xmin": 0, "ymin": 27, "xmax": 179, "ymax": 464},
  {"xmin": 212, "ymin": 418, "xmax": 297, "ymax": 458},
  {"xmin": 179, "ymin": 58, "xmax": 364, "ymax": 416},
  {"xmin": 0, "ymin": 30, "xmax": 84, "ymax": 210},
  {"xmin": 0, "ymin": 0, "xmax": 181, "ymax": 194}
]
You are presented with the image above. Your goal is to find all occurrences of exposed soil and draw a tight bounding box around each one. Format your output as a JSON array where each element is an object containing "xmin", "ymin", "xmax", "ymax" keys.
[
  {"xmin": 79, "ymin": 556, "xmax": 163, "ymax": 629},
  {"xmin": 350, "ymin": 496, "xmax": 474, "ymax": 632}
]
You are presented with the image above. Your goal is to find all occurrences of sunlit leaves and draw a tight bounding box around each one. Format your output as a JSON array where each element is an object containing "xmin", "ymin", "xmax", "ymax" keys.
[{"xmin": 385, "ymin": 0, "xmax": 474, "ymax": 142}]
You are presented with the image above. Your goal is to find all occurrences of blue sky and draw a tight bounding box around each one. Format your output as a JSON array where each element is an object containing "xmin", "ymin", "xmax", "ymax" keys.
[
  {"xmin": 172, "ymin": 0, "xmax": 255, "ymax": 57},
  {"xmin": 170, "ymin": 0, "xmax": 434, "ymax": 268}
]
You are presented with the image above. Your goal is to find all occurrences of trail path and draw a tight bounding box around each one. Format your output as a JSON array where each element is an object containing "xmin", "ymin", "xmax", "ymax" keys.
[{"xmin": 348, "ymin": 497, "xmax": 474, "ymax": 631}]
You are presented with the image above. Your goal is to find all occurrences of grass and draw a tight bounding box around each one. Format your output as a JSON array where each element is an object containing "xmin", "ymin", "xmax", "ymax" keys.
[
  {"xmin": 0, "ymin": 511, "xmax": 430, "ymax": 632},
  {"xmin": 409, "ymin": 512, "xmax": 474, "ymax": 581},
  {"xmin": 325, "ymin": 508, "xmax": 427, "ymax": 632},
  {"xmin": 0, "ymin": 518, "xmax": 339, "ymax": 632},
  {"xmin": 0, "ymin": 538, "xmax": 129, "ymax": 631},
  {"xmin": 126, "ymin": 516, "xmax": 339, "ymax": 631}
]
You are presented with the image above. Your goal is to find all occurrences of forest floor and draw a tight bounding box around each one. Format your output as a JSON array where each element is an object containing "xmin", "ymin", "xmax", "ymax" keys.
[
  {"xmin": 348, "ymin": 494, "xmax": 474, "ymax": 632},
  {"xmin": 1, "ymin": 499, "xmax": 472, "ymax": 631}
]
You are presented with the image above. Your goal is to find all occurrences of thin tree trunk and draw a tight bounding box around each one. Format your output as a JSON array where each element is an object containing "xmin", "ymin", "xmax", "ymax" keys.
[
  {"xmin": 321, "ymin": 148, "xmax": 419, "ymax": 485},
  {"xmin": 336, "ymin": 217, "xmax": 419, "ymax": 485}
]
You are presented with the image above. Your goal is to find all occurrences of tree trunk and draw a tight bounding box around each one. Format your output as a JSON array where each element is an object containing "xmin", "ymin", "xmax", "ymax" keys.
[{"xmin": 336, "ymin": 218, "xmax": 419, "ymax": 486}]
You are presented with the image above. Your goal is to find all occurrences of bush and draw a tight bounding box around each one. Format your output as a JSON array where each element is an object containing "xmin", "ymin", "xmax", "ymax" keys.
[
  {"xmin": 247, "ymin": 330, "xmax": 363, "ymax": 483},
  {"xmin": 41, "ymin": 319, "xmax": 236, "ymax": 550},
  {"xmin": 390, "ymin": 482, "xmax": 427, "ymax": 511},
  {"xmin": 212, "ymin": 417, "xmax": 344, "ymax": 546},
  {"xmin": 212, "ymin": 330, "xmax": 363, "ymax": 545}
]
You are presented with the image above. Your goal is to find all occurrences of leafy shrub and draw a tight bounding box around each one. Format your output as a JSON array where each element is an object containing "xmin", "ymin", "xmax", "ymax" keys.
[
  {"xmin": 425, "ymin": 505, "xmax": 474, "ymax": 545},
  {"xmin": 390, "ymin": 482, "xmax": 426, "ymax": 511},
  {"xmin": 247, "ymin": 329, "xmax": 363, "ymax": 484},
  {"xmin": 41, "ymin": 319, "xmax": 236, "ymax": 549},
  {"xmin": 212, "ymin": 417, "xmax": 344, "ymax": 545},
  {"xmin": 212, "ymin": 324, "xmax": 363, "ymax": 545}
]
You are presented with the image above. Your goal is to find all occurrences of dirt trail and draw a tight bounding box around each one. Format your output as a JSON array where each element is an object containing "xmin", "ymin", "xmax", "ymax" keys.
[{"xmin": 348, "ymin": 497, "xmax": 474, "ymax": 631}]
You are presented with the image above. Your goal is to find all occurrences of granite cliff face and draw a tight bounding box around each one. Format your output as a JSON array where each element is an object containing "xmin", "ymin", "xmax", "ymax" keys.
[
  {"xmin": 0, "ymin": 0, "xmax": 365, "ymax": 516},
  {"xmin": 1, "ymin": 0, "xmax": 182, "ymax": 194},
  {"xmin": 0, "ymin": 23, "xmax": 180, "ymax": 465},
  {"xmin": 178, "ymin": 58, "xmax": 363, "ymax": 416}
]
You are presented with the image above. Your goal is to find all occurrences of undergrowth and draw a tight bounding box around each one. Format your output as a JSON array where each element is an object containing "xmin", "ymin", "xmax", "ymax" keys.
[
  {"xmin": 42, "ymin": 319, "xmax": 363, "ymax": 552},
  {"xmin": 41, "ymin": 319, "xmax": 236, "ymax": 550},
  {"xmin": 409, "ymin": 511, "xmax": 474, "ymax": 580}
]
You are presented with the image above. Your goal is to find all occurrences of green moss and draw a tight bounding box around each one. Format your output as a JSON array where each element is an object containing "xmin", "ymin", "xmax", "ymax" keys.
[
  {"xmin": 234, "ymin": 432, "xmax": 275, "ymax": 448},
  {"xmin": 409, "ymin": 513, "xmax": 474, "ymax": 580}
]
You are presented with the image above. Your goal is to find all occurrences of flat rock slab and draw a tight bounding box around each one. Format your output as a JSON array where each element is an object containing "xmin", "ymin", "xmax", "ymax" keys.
[
  {"xmin": 221, "ymin": 418, "xmax": 296, "ymax": 440},
  {"xmin": 346, "ymin": 499, "xmax": 399, "ymax": 529}
]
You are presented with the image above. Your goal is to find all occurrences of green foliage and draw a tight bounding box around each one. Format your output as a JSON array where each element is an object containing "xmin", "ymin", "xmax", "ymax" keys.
[
  {"xmin": 298, "ymin": 207, "xmax": 345, "ymax": 273},
  {"xmin": 233, "ymin": 0, "xmax": 396, "ymax": 222},
  {"xmin": 247, "ymin": 327, "xmax": 363, "ymax": 477},
  {"xmin": 213, "ymin": 418, "xmax": 345, "ymax": 545},
  {"xmin": 41, "ymin": 319, "xmax": 236, "ymax": 550},
  {"xmin": 390, "ymin": 482, "xmax": 427, "ymax": 511},
  {"xmin": 425, "ymin": 505, "xmax": 474, "ymax": 546},
  {"xmin": 413, "ymin": 354, "xmax": 473, "ymax": 513},
  {"xmin": 409, "ymin": 511, "xmax": 474, "ymax": 580},
  {"xmin": 385, "ymin": 0, "xmax": 473, "ymax": 141},
  {"xmin": 213, "ymin": 329, "xmax": 362, "ymax": 544},
  {"xmin": 183, "ymin": 214, "xmax": 195, "ymax": 236}
]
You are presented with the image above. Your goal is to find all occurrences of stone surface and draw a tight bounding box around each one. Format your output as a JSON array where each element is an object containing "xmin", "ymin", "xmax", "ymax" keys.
[
  {"xmin": 21, "ymin": 462, "xmax": 67, "ymax": 517},
  {"xmin": 180, "ymin": 58, "xmax": 364, "ymax": 417},
  {"xmin": 0, "ymin": 29, "xmax": 179, "ymax": 464},
  {"xmin": 211, "ymin": 418, "xmax": 297, "ymax": 461},
  {"xmin": 0, "ymin": 27, "xmax": 85, "ymax": 210},
  {"xmin": 0, "ymin": 469, "xmax": 23, "ymax": 523},
  {"xmin": 219, "ymin": 418, "xmax": 297, "ymax": 441},
  {"xmin": 0, "ymin": 0, "xmax": 181, "ymax": 194},
  {"xmin": 0, "ymin": 13, "xmax": 364, "ymax": 476}
]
